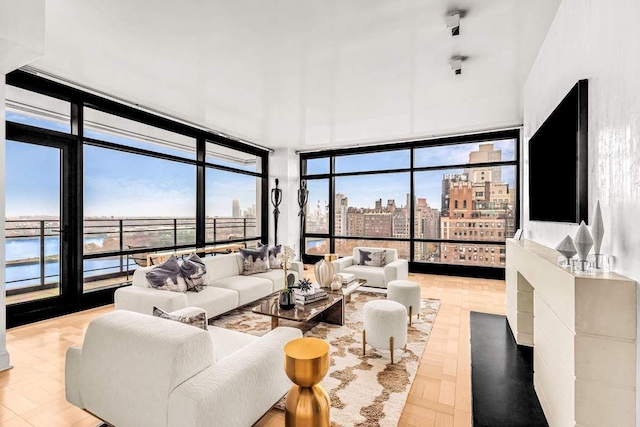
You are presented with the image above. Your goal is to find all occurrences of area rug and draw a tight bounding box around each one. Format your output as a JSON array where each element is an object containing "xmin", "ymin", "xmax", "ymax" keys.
[{"xmin": 210, "ymin": 291, "xmax": 440, "ymax": 427}]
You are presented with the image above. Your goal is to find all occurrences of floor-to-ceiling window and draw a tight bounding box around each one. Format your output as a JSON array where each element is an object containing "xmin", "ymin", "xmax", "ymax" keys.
[
  {"xmin": 4, "ymin": 70, "xmax": 269, "ymax": 326},
  {"xmin": 300, "ymin": 130, "xmax": 519, "ymax": 279}
]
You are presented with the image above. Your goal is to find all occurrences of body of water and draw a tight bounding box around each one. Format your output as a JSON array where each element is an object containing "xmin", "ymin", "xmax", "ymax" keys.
[{"xmin": 4, "ymin": 236, "xmax": 137, "ymax": 290}]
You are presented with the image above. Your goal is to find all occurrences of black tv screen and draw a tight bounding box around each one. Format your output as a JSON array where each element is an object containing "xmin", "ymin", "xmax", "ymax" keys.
[{"xmin": 529, "ymin": 80, "xmax": 588, "ymax": 223}]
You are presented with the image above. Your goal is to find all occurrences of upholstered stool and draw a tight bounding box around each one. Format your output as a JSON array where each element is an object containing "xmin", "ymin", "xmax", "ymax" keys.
[
  {"xmin": 362, "ymin": 300, "xmax": 407, "ymax": 364},
  {"xmin": 387, "ymin": 280, "xmax": 421, "ymax": 325}
]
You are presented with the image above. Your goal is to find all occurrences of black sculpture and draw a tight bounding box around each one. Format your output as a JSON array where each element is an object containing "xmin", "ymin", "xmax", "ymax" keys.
[
  {"xmin": 271, "ymin": 179, "xmax": 283, "ymax": 246},
  {"xmin": 297, "ymin": 180, "xmax": 309, "ymax": 260}
]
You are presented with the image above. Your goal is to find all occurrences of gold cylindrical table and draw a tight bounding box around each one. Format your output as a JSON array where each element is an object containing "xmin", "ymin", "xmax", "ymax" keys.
[
  {"xmin": 324, "ymin": 253, "xmax": 338, "ymax": 262},
  {"xmin": 284, "ymin": 337, "xmax": 331, "ymax": 427}
]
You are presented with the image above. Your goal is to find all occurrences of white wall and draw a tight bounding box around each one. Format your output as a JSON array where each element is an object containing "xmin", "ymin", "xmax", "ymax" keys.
[
  {"xmin": 523, "ymin": 0, "xmax": 640, "ymax": 419},
  {"xmin": 268, "ymin": 149, "xmax": 301, "ymax": 258}
]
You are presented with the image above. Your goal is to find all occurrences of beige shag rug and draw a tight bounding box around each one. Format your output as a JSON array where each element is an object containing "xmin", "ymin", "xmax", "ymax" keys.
[{"xmin": 210, "ymin": 291, "xmax": 440, "ymax": 427}]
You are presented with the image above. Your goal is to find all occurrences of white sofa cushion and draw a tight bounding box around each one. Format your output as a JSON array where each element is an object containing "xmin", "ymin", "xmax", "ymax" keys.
[
  {"xmin": 209, "ymin": 276, "xmax": 273, "ymax": 306},
  {"xmin": 185, "ymin": 287, "xmax": 239, "ymax": 318},
  {"xmin": 78, "ymin": 311, "xmax": 213, "ymax": 427},
  {"xmin": 201, "ymin": 253, "xmax": 242, "ymax": 281},
  {"xmin": 251, "ymin": 269, "xmax": 299, "ymax": 292},
  {"xmin": 342, "ymin": 265, "xmax": 386, "ymax": 287},
  {"xmin": 208, "ymin": 326, "xmax": 259, "ymax": 361}
]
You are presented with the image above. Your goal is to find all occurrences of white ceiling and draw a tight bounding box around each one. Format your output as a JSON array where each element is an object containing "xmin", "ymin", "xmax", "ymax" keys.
[{"xmin": 32, "ymin": 0, "xmax": 560, "ymax": 150}]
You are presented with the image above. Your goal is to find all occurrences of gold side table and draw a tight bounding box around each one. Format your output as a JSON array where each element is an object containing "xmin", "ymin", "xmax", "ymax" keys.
[
  {"xmin": 284, "ymin": 337, "xmax": 331, "ymax": 427},
  {"xmin": 324, "ymin": 253, "xmax": 338, "ymax": 262}
]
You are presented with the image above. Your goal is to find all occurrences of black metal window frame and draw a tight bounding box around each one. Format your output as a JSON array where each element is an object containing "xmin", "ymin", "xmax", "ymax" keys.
[
  {"xmin": 300, "ymin": 129, "xmax": 520, "ymax": 280},
  {"xmin": 5, "ymin": 70, "xmax": 269, "ymax": 326}
]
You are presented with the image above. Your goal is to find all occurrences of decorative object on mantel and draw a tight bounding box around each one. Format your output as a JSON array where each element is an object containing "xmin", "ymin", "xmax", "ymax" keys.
[
  {"xmin": 277, "ymin": 245, "xmax": 296, "ymax": 309},
  {"xmin": 555, "ymin": 235, "xmax": 577, "ymax": 267},
  {"xmin": 513, "ymin": 229, "xmax": 524, "ymax": 240},
  {"xmin": 591, "ymin": 200, "xmax": 607, "ymax": 269},
  {"xmin": 270, "ymin": 178, "xmax": 283, "ymax": 246},
  {"xmin": 314, "ymin": 258, "xmax": 334, "ymax": 288},
  {"xmin": 573, "ymin": 221, "xmax": 594, "ymax": 272},
  {"xmin": 297, "ymin": 180, "xmax": 309, "ymax": 261}
]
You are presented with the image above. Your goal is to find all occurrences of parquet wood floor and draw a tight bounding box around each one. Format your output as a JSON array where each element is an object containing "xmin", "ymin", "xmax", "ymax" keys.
[{"xmin": 0, "ymin": 271, "xmax": 505, "ymax": 427}]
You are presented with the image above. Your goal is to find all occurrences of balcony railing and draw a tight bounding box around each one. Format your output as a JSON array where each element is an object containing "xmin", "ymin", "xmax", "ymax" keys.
[{"xmin": 5, "ymin": 217, "xmax": 258, "ymax": 294}]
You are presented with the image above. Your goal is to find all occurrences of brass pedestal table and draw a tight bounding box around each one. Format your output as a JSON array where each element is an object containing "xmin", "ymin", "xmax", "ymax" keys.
[{"xmin": 284, "ymin": 337, "xmax": 330, "ymax": 427}]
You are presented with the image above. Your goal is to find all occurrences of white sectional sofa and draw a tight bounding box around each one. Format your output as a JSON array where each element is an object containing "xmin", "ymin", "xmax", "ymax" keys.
[
  {"xmin": 115, "ymin": 252, "xmax": 303, "ymax": 318},
  {"xmin": 65, "ymin": 309, "xmax": 302, "ymax": 427},
  {"xmin": 331, "ymin": 247, "xmax": 408, "ymax": 289}
]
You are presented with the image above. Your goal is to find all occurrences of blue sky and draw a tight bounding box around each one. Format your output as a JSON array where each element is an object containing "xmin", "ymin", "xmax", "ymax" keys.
[{"xmin": 6, "ymin": 112, "xmax": 258, "ymax": 218}]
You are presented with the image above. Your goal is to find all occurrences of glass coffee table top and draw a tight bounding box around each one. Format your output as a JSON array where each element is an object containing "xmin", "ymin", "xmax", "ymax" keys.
[{"xmin": 251, "ymin": 279, "xmax": 366, "ymax": 323}]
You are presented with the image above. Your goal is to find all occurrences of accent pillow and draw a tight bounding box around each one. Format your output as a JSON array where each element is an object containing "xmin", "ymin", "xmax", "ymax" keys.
[
  {"xmin": 240, "ymin": 246, "xmax": 270, "ymax": 275},
  {"xmin": 152, "ymin": 307, "xmax": 207, "ymax": 330},
  {"xmin": 181, "ymin": 253, "xmax": 208, "ymax": 292},
  {"xmin": 145, "ymin": 255, "xmax": 187, "ymax": 292},
  {"xmin": 258, "ymin": 243, "xmax": 283, "ymax": 269},
  {"xmin": 358, "ymin": 249, "xmax": 387, "ymax": 267}
]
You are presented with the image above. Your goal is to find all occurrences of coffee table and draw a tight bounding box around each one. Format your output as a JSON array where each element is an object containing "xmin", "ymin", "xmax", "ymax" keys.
[{"xmin": 252, "ymin": 279, "xmax": 366, "ymax": 329}]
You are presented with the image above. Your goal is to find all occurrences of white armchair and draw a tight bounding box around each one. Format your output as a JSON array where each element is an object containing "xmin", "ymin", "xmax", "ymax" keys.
[{"xmin": 331, "ymin": 247, "xmax": 408, "ymax": 288}]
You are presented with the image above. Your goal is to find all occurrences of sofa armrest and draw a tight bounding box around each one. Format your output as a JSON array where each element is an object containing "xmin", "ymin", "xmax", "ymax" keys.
[
  {"xmin": 168, "ymin": 327, "xmax": 302, "ymax": 427},
  {"xmin": 290, "ymin": 260, "xmax": 304, "ymax": 276},
  {"xmin": 332, "ymin": 256, "xmax": 354, "ymax": 273},
  {"xmin": 65, "ymin": 346, "xmax": 84, "ymax": 409},
  {"xmin": 384, "ymin": 259, "xmax": 409, "ymax": 284},
  {"xmin": 114, "ymin": 286, "xmax": 188, "ymax": 315}
]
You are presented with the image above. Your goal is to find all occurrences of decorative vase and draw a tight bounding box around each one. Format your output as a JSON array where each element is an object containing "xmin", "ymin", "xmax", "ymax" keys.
[
  {"xmin": 314, "ymin": 259, "xmax": 334, "ymax": 288},
  {"xmin": 592, "ymin": 200, "xmax": 604, "ymax": 255},
  {"xmin": 555, "ymin": 235, "xmax": 577, "ymax": 266},
  {"xmin": 279, "ymin": 288, "xmax": 295, "ymax": 310}
]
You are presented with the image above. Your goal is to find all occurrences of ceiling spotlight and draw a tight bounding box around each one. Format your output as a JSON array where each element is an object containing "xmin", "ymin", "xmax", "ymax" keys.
[
  {"xmin": 446, "ymin": 11, "xmax": 461, "ymax": 36},
  {"xmin": 450, "ymin": 56, "xmax": 465, "ymax": 75}
]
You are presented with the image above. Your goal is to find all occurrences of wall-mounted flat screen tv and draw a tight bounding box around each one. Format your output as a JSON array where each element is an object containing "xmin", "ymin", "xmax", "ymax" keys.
[{"xmin": 529, "ymin": 79, "xmax": 588, "ymax": 223}]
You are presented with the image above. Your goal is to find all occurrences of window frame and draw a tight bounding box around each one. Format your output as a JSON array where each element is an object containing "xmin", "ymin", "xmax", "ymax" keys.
[{"xmin": 300, "ymin": 129, "xmax": 520, "ymax": 280}]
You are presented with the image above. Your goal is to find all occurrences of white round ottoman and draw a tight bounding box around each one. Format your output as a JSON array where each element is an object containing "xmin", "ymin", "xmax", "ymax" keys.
[
  {"xmin": 387, "ymin": 280, "xmax": 421, "ymax": 325},
  {"xmin": 362, "ymin": 300, "xmax": 407, "ymax": 364}
]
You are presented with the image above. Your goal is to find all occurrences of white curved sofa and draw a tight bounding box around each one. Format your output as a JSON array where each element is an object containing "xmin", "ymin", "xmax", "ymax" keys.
[
  {"xmin": 115, "ymin": 252, "xmax": 302, "ymax": 318},
  {"xmin": 331, "ymin": 247, "xmax": 408, "ymax": 289},
  {"xmin": 65, "ymin": 309, "xmax": 302, "ymax": 427}
]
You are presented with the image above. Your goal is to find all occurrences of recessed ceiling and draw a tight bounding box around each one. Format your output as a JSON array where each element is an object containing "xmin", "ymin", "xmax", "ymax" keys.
[{"xmin": 32, "ymin": 0, "xmax": 560, "ymax": 149}]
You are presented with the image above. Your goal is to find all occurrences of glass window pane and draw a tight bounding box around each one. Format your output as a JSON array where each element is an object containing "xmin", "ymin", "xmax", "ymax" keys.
[
  {"xmin": 414, "ymin": 139, "xmax": 516, "ymax": 168},
  {"xmin": 6, "ymin": 85, "xmax": 71, "ymax": 133},
  {"xmin": 334, "ymin": 173, "xmax": 410, "ymax": 237},
  {"xmin": 206, "ymin": 141, "xmax": 261, "ymax": 173},
  {"xmin": 335, "ymin": 150, "xmax": 410, "ymax": 173},
  {"xmin": 5, "ymin": 141, "xmax": 62, "ymax": 304},
  {"xmin": 84, "ymin": 108, "xmax": 196, "ymax": 159},
  {"xmin": 206, "ymin": 169, "xmax": 260, "ymax": 241},
  {"xmin": 306, "ymin": 238, "xmax": 330, "ymax": 256},
  {"xmin": 305, "ymin": 179, "xmax": 329, "ymax": 234},
  {"xmin": 305, "ymin": 158, "xmax": 329, "ymax": 175},
  {"xmin": 414, "ymin": 165, "xmax": 516, "ymax": 243},
  {"xmin": 414, "ymin": 242, "xmax": 505, "ymax": 267},
  {"xmin": 334, "ymin": 239, "xmax": 410, "ymax": 260}
]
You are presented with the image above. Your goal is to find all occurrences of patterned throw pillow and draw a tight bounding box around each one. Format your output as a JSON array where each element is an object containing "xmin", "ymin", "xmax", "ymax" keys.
[
  {"xmin": 152, "ymin": 307, "xmax": 208, "ymax": 330},
  {"xmin": 358, "ymin": 249, "xmax": 387, "ymax": 267},
  {"xmin": 240, "ymin": 246, "xmax": 270, "ymax": 275},
  {"xmin": 181, "ymin": 253, "xmax": 208, "ymax": 292},
  {"xmin": 145, "ymin": 255, "xmax": 187, "ymax": 292},
  {"xmin": 259, "ymin": 243, "xmax": 283, "ymax": 269}
]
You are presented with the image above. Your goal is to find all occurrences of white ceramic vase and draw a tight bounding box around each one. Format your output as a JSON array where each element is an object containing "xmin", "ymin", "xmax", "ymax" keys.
[{"xmin": 314, "ymin": 259, "xmax": 334, "ymax": 288}]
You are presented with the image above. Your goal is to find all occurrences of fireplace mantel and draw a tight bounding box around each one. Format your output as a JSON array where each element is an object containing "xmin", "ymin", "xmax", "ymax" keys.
[{"xmin": 506, "ymin": 238, "xmax": 636, "ymax": 427}]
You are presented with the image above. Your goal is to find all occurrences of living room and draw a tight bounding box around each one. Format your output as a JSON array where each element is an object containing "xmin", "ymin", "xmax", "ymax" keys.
[{"xmin": 1, "ymin": 0, "xmax": 639, "ymax": 426}]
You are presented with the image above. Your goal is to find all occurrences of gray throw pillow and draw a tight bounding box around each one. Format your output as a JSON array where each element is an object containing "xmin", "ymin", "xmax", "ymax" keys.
[
  {"xmin": 145, "ymin": 255, "xmax": 187, "ymax": 292},
  {"xmin": 359, "ymin": 249, "xmax": 387, "ymax": 267},
  {"xmin": 181, "ymin": 253, "xmax": 208, "ymax": 292},
  {"xmin": 240, "ymin": 246, "xmax": 270, "ymax": 275},
  {"xmin": 152, "ymin": 307, "xmax": 207, "ymax": 330},
  {"xmin": 259, "ymin": 243, "xmax": 283, "ymax": 269}
]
